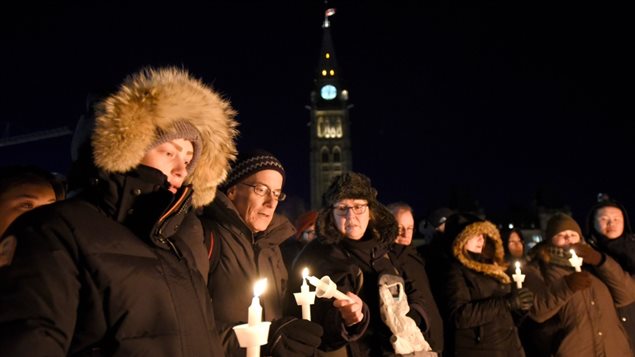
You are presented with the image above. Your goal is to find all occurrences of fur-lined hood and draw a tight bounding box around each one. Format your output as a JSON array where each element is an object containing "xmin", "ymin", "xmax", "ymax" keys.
[
  {"xmin": 452, "ymin": 220, "xmax": 510, "ymax": 284},
  {"xmin": 315, "ymin": 200, "xmax": 397, "ymax": 246},
  {"xmin": 315, "ymin": 172, "xmax": 397, "ymax": 246},
  {"xmin": 92, "ymin": 67, "xmax": 238, "ymax": 207}
]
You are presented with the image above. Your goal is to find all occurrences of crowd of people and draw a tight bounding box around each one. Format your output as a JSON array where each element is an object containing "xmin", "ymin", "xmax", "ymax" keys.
[{"xmin": 1, "ymin": 66, "xmax": 634, "ymax": 357}]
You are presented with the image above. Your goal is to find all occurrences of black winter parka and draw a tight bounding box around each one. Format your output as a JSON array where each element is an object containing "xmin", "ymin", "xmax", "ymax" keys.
[
  {"xmin": 200, "ymin": 191, "xmax": 295, "ymax": 356},
  {"xmin": 0, "ymin": 167, "xmax": 223, "ymax": 356}
]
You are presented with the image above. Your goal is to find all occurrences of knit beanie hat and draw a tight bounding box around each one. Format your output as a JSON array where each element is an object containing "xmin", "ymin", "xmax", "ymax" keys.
[
  {"xmin": 149, "ymin": 121, "xmax": 202, "ymax": 171},
  {"xmin": 428, "ymin": 207, "xmax": 455, "ymax": 228},
  {"xmin": 294, "ymin": 210, "xmax": 318, "ymax": 239},
  {"xmin": 545, "ymin": 213, "xmax": 583, "ymax": 240},
  {"xmin": 322, "ymin": 172, "xmax": 377, "ymax": 208},
  {"xmin": 222, "ymin": 149, "xmax": 285, "ymax": 189}
]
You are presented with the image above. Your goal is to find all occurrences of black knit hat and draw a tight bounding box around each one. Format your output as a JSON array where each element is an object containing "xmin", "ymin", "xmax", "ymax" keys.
[
  {"xmin": 545, "ymin": 213, "xmax": 583, "ymax": 241},
  {"xmin": 222, "ymin": 149, "xmax": 285, "ymax": 189}
]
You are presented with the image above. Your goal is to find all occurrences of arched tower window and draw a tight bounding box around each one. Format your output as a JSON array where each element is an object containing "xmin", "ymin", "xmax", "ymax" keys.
[
  {"xmin": 332, "ymin": 146, "xmax": 341, "ymax": 163},
  {"xmin": 321, "ymin": 147, "xmax": 330, "ymax": 163}
]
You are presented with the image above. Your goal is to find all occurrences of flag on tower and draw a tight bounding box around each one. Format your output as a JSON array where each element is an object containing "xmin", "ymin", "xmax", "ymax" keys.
[{"xmin": 325, "ymin": 8, "xmax": 336, "ymax": 17}]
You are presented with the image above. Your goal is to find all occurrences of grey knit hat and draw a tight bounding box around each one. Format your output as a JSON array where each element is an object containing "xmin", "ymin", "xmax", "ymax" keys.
[
  {"xmin": 148, "ymin": 121, "xmax": 202, "ymax": 171},
  {"xmin": 221, "ymin": 149, "xmax": 285, "ymax": 189}
]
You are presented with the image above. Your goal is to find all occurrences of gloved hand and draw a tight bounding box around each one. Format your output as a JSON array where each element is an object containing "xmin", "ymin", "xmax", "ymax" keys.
[
  {"xmin": 506, "ymin": 288, "xmax": 534, "ymax": 311},
  {"xmin": 267, "ymin": 316, "xmax": 323, "ymax": 356},
  {"xmin": 571, "ymin": 243, "xmax": 603, "ymax": 266},
  {"xmin": 564, "ymin": 271, "xmax": 592, "ymax": 292}
]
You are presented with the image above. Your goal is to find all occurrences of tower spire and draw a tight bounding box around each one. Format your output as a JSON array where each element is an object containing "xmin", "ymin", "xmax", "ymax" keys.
[
  {"xmin": 323, "ymin": 8, "xmax": 336, "ymax": 28},
  {"xmin": 308, "ymin": 4, "xmax": 353, "ymax": 209}
]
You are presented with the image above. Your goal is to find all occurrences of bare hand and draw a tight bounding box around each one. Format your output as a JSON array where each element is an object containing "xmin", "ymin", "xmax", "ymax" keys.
[{"xmin": 333, "ymin": 292, "xmax": 364, "ymax": 327}]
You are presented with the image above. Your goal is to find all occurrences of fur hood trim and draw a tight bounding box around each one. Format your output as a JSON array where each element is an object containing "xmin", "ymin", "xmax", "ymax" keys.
[
  {"xmin": 92, "ymin": 67, "xmax": 238, "ymax": 207},
  {"xmin": 452, "ymin": 221, "xmax": 511, "ymax": 284}
]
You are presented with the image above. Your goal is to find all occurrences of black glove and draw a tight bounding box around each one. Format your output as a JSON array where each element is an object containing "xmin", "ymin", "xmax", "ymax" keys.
[
  {"xmin": 506, "ymin": 288, "xmax": 534, "ymax": 311},
  {"xmin": 571, "ymin": 243, "xmax": 604, "ymax": 266},
  {"xmin": 564, "ymin": 271, "xmax": 592, "ymax": 292},
  {"xmin": 267, "ymin": 316, "xmax": 323, "ymax": 356}
]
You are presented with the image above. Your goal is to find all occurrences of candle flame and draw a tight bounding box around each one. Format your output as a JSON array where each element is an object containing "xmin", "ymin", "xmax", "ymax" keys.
[
  {"xmin": 515, "ymin": 261, "xmax": 520, "ymax": 269},
  {"xmin": 302, "ymin": 267, "xmax": 309, "ymax": 279},
  {"xmin": 254, "ymin": 278, "xmax": 267, "ymax": 297}
]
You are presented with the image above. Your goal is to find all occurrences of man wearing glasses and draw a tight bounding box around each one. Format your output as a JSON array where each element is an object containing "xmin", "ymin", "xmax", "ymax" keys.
[{"xmin": 200, "ymin": 149, "xmax": 323, "ymax": 356}]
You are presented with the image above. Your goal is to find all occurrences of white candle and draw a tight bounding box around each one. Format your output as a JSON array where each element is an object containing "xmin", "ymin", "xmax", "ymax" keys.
[
  {"xmin": 512, "ymin": 261, "xmax": 525, "ymax": 289},
  {"xmin": 293, "ymin": 267, "xmax": 316, "ymax": 320},
  {"xmin": 248, "ymin": 278, "xmax": 267, "ymax": 326},
  {"xmin": 569, "ymin": 249, "xmax": 583, "ymax": 272},
  {"xmin": 301, "ymin": 268, "xmax": 310, "ymax": 294},
  {"xmin": 307, "ymin": 275, "xmax": 353, "ymax": 301}
]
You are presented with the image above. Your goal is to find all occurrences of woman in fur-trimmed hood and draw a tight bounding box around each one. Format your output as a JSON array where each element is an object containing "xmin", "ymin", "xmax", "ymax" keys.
[
  {"xmin": 444, "ymin": 213, "xmax": 530, "ymax": 357},
  {"xmin": 290, "ymin": 172, "xmax": 432, "ymax": 356},
  {"xmin": 0, "ymin": 67, "xmax": 237, "ymax": 356}
]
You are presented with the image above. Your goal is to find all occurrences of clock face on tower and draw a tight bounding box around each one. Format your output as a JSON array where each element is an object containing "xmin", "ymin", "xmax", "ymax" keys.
[{"xmin": 320, "ymin": 84, "xmax": 337, "ymax": 100}]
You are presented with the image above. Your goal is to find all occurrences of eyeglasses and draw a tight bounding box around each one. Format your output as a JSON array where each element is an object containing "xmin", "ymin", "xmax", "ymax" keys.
[
  {"xmin": 241, "ymin": 182, "xmax": 286, "ymax": 201},
  {"xmin": 332, "ymin": 204, "xmax": 368, "ymax": 216}
]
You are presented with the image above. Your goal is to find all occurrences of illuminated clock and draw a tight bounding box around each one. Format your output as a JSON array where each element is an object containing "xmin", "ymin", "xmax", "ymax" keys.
[{"xmin": 320, "ymin": 84, "xmax": 337, "ymax": 100}]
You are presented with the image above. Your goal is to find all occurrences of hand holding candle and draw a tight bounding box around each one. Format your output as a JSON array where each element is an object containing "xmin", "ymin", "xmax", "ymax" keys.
[
  {"xmin": 569, "ymin": 249, "xmax": 583, "ymax": 272},
  {"xmin": 511, "ymin": 261, "xmax": 525, "ymax": 289},
  {"xmin": 294, "ymin": 267, "xmax": 316, "ymax": 320}
]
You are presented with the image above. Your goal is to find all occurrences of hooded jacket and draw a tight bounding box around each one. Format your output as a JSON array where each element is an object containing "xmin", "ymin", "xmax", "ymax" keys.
[
  {"xmin": 525, "ymin": 239, "xmax": 635, "ymax": 356},
  {"xmin": 0, "ymin": 67, "xmax": 237, "ymax": 356},
  {"xmin": 201, "ymin": 191, "xmax": 295, "ymax": 356},
  {"xmin": 290, "ymin": 198, "xmax": 428, "ymax": 356},
  {"xmin": 445, "ymin": 217, "xmax": 525, "ymax": 357},
  {"xmin": 584, "ymin": 200, "xmax": 635, "ymax": 352}
]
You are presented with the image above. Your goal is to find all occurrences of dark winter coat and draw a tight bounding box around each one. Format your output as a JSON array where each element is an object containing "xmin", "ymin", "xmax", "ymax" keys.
[
  {"xmin": 0, "ymin": 167, "xmax": 223, "ymax": 356},
  {"xmin": 586, "ymin": 200, "xmax": 635, "ymax": 350},
  {"xmin": 289, "ymin": 206, "xmax": 429, "ymax": 356},
  {"xmin": 200, "ymin": 191, "xmax": 295, "ymax": 356},
  {"xmin": 392, "ymin": 244, "xmax": 444, "ymax": 353},
  {"xmin": 525, "ymin": 243, "xmax": 635, "ymax": 356},
  {"xmin": 446, "ymin": 219, "xmax": 525, "ymax": 357}
]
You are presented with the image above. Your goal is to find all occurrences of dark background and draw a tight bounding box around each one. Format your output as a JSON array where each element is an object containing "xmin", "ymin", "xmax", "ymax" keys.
[{"xmin": 1, "ymin": 1, "xmax": 633, "ymax": 227}]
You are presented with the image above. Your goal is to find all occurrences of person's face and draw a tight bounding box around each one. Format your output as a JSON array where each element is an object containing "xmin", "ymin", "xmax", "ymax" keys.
[
  {"xmin": 332, "ymin": 199, "xmax": 370, "ymax": 240},
  {"xmin": 140, "ymin": 139, "xmax": 194, "ymax": 193},
  {"xmin": 227, "ymin": 170, "xmax": 284, "ymax": 233},
  {"xmin": 436, "ymin": 222, "xmax": 446, "ymax": 233},
  {"xmin": 507, "ymin": 231, "xmax": 524, "ymax": 258},
  {"xmin": 465, "ymin": 234, "xmax": 484, "ymax": 253},
  {"xmin": 301, "ymin": 225, "xmax": 316, "ymax": 243},
  {"xmin": 594, "ymin": 206, "xmax": 624, "ymax": 240},
  {"xmin": 0, "ymin": 183, "xmax": 56, "ymax": 235},
  {"xmin": 394, "ymin": 209, "xmax": 415, "ymax": 246},
  {"xmin": 551, "ymin": 230, "xmax": 581, "ymax": 247}
]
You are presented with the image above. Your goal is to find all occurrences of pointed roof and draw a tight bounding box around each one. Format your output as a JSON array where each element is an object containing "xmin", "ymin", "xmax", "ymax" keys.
[{"xmin": 316, "ymin": 9, "xmax": 341, "ymax": 87}]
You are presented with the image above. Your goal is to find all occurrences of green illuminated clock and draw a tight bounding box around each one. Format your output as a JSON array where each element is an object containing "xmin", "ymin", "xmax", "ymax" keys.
[{"xmin": 320, "ymin": 84, "xmax": 337, "ymax": 100}]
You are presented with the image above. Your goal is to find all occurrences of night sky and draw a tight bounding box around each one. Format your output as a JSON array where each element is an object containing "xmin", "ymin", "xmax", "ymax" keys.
[{"xmin": 1, "ymin": 1, "xmax": 632, "ymax": 226}]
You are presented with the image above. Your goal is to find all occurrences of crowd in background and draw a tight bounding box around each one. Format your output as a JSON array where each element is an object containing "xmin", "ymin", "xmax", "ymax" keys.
[{"xmin": 1, "ymin": 66, "xmax": 634, "ymax": 357}]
